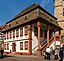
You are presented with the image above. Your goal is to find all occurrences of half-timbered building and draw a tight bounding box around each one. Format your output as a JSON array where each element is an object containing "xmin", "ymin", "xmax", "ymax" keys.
[{"xmin": 2, "ymin": 3, "xmax": 62, "ymax": 55}]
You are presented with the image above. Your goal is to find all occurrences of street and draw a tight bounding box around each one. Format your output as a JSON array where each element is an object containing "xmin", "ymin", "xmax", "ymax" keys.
[{"xmin": 0, "ymin": 54, "xmax": 60, "ymax": 61}]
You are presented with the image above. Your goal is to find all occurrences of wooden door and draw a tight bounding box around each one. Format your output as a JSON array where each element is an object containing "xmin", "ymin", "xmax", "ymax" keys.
[{"xmin": 12, "ymin": 43, "xmax": 16, "ymax": 52}]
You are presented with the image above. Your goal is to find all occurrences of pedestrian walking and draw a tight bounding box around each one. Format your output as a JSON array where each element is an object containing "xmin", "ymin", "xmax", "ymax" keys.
[
  {"xmin": 1, "ymin": 48, "xmax": 4, "ymax": 58},
  {"xmin": 62, "ymin": 45, "xmax": 64, "ymax": 61},
  {"xmin": 46, "ymin": 47, "xmax": 51, "ymax": 60},
  {"xmin": 59, "ymin": 47, "xmax": 63, "ymax": 61},
  {"xmin": 54, "ymin": 48, "xmax": 59, "ymax": 60},
  {"xmin": 43, "ymin": 49, "xmax": 47, "ymax": 59}
]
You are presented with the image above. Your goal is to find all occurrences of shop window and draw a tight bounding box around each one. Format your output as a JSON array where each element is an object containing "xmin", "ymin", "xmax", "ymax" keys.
[
  {"xmin": 25, "ymin": 26, "xmax": 28, "ymax": 35},
  {"xmin": 20, "ymin": 42, "xmax": 23, "ymax": 50},
  {"xmin": 16, "ymin": 29, "xmax": 19, "ymax": 37},
  {"xmin": 25, "ymin": 41, "xmax": 28, "ymax": 50},
  {"xmin": 20, "ymin": 27, "xmax": 23, "ymax": 36},
  {"xmin": 7, "ymin": 43, "xmax": 9, "ymax": 50}
]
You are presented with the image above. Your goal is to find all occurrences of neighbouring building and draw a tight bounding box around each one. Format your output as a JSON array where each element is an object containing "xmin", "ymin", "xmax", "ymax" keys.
[
  {"xmin": 2, "ymin": 3, "xmax": 62, "ymax": 56},
  {"xmin": 54, "ymin": 0, "xmax": 64, "ymax": 46},
  {"xmin": 0, "ymin": 26, "xmax": 4, "ymax": 49}
]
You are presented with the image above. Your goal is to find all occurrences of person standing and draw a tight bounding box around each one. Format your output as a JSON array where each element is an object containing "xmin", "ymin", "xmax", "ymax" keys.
[
  {"xmin": 43, "ymin": 49, "xmax": 47, "ymax": 59},
  {"xmin": 1, "ymin": 48, "xmax": 4, "ymax": 58},
  {"xmin": 54, "ymin": 48, "xmax": 59, "ymax": 60},
  {"xmin": 46, "ymin": 47, "xmax": 51, "ymax": 60},
  {"xmin": 59, "ymin": 47, "xmax": 63, "ymax": 61},
  {"xmin": 62, "ymin": 45, "xmax": 64, "ymax": 61}
]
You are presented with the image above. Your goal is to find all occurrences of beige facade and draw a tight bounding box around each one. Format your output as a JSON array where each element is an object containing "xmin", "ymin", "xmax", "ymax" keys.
[{"xmin": 54, "ymin": 0, "xmax": 64, "ymax": 44}]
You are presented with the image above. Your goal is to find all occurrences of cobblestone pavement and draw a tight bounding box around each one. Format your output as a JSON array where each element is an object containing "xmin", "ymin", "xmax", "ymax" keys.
[{"xmin": 0, "ymin": 54, "xmax": 60, "ymax": 61}]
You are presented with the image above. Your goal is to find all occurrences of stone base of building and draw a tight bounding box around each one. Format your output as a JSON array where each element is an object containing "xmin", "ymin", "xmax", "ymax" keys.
[
  {"xmin": 36, "ymin": 49, "xmax": 42, "ymax": 56},
  {"xmin": 4, "ymin": 52, "xmax": 32, "ymax": 55},
  {"xmin": 4, "ymin": 52, "xmax": 10, "ymax": 54}
]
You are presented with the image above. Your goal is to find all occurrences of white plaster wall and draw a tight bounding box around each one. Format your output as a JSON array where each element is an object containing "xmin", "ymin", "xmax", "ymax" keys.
[
  {"xmin": 16, "ymin": 40, "xmax": 28, "ymax": 52},
  {"xmin": 4, "ymin": 27, "xmax": 28, "ymax": 42},
  {"xmin": 32, "ymin": 26, "xmax": 38, "ymax": 53},
  {"xmin": 4, "ymin": 42, "xmax": 12, "ymax": 52},
  {"xmin": 4, "ymin": 25, "xmax": 46, "ymax": 53},
  {"xmin": 4, "ymin": 27, "xmax": 29, "ymax": 53},
  {"xmin": 32, "ymin": 26, "xmax": 45, "ymax": 53},
  {"xmin": 50, "ymin": 41, "xmax": 60, "ymax": 50},
  {"xmin": 9, "ymin": 42, "xmax": 12, "ymax": 51}
]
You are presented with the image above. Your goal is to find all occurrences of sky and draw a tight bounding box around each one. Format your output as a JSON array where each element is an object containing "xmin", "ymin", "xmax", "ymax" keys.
[{"xmin": 0, "ymin": 0, "xmax": 54, "ymax": 26}]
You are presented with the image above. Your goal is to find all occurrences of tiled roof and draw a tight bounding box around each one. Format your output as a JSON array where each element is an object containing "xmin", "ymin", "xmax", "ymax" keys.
[
  {"xmin": 3, "ymin": 3, "xmax": 62, "ymax": 32},
  {"xmin": 6, "ymin": 3, "xmax": 57, "ymax": 24}
]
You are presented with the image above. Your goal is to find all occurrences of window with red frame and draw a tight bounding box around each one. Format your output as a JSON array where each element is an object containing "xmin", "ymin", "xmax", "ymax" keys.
[
  {"xmin": 7, "ymin": 33, "xmax": 8, "ymax": 39},
  {"xmin": 13, "ymin": 30, "xmax": 15, "ymax": 38},
  {"xmin": 16, "ymin": 29, "xmax": 19, "ymax": 37},
  {"xmin": 10, "ymin": 31, "xmax": 12, "ymax": 38},
  {"xmin": 25, "ymin": 41, "xmax": 28, "ymax": 50},
  {"xmin": 4, "ymin": 44, "xmax": 6, "ymax": 50},
  {"xmin": 7, "ymin": 43, "xmax": 9, "ymax": 50},
  {"xmin": 20, "ymin": 42, "xmax": 23, "ymax": 50},
  {"xmin": 20, "ymin": 27, "xmax": 23, "ymax": 36},
  {"xmin": 25, "ymin": 26, "xmax": 28, "ymax": 35},
  {"xmin": 4, "ymin": 33, "xmax": 6, "ymax": 40}
]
